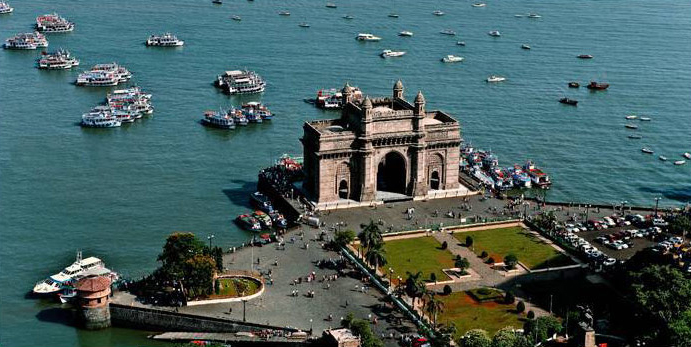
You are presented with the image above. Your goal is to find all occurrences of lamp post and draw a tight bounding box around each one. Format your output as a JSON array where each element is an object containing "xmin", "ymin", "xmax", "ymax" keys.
[
  {"xmin": 242, "ymin": 299, "xmax": 247, "ymax": 322},
  {"xmin": 654, "ymin": 197, "xmax": 662, "ymax": 217},
  {"xmin": 309, "ymin": 318, "xmax": 313, "ymax": 334},
  {"xmin": 208, "ymin": 234, "xmax": 215, "ymax": 249}
]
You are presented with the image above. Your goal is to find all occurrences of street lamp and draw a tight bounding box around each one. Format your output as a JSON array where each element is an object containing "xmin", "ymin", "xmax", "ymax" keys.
[
  {"xmin": 208, "ymin": 234, "xmax": 215, "ymax": 249},
  {"xmin": 654, "ymin": 197, "xmax": 662, "ymax": 217},
  {"xmin": 309, "ymin": 318, "xmax": 313, "ymax": 334}
]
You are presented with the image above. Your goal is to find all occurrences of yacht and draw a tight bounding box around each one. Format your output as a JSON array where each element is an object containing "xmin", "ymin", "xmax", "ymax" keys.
[
  {"xmin": 472, "ymin": 3, "xmax": 486, "ymax": 7},
  {"xmin": 488, "ymin": 30, "xmax": 501, "ymax": 37},
  {"xmin": 398, "ymin": 31, "xmax": 413, "ymax": 37},
  {"xmin": 35, "ymin": 13, "xmax": 74, "ymax": 33},
  {"xmin": 641, "ymin": 148, "xmax": 654, "ymax": 154},
  {"xmin": 356, "ymin": 33, "xmax": 382, "ymax": 41},
  {"xmin": 215, "ymin": 69, "xmax": 266, "ymax": 95},
  {"xmin": 441, "ymin": 55, "xmax": 464, "ymax": 63},
  {"xmin": 278, "ymin": 11, "xmax": 290, "ymax": 16},
  {"xmin": 380, "ymin": 49, "xmax": 406, "ymax": 58},
  {"xmin": 521, "ymin": 44, "xmax": 531, "ymax": 50},
  {"xmin": 37, "ymin": 48, "xmax": 80, "ymax": 69},
  {"xmin": 33, "ymin": 252, "xmax": 116, "ymax": 295},
  {"xmin": 0, "ymin": 1, "xmax": 13, "ymax": 14},
  {"xmin": 202, "ymin": 110, "xmax": 236, "ymax": 129},
  {"xmin": 487, "ymin": 75, "xmax": 506, "ymax": 82},
  {"xmin": 440, "ymin": 29, "xmax": 456, "ymax": 36},
  {"xmin": 146, "ymin": 33, "xmax": 184, "ymax": 46},
  {"xmin": 299, "ymin": 22, "xmax": 310, "ymax": 28},
  {"xmin": 528, "ymin": 13, "xmax": 542, "ymax": 18},
  {"xmin": 433, "ymin": 10, "xmax": 444, "ymax": 16},
  {"xmin": 81, "ymin": 109, "xmax": 122, "ymax": 128},
  {"xmin": 3, "ymin": 32, "xmax": 48, "ymax": 50}
]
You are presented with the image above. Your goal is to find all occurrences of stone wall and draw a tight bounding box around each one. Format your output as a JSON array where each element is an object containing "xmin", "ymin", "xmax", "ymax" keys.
[
  {"xmin": 111, "ymin": 303, "xmax": 298, "ymax": 333},
  {"xmin": 80, "ymin": 305, "xmax": 111, "ymax": 330}
]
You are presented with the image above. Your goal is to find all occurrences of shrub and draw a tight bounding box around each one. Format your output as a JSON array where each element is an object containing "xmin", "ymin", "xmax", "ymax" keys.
[
  {"xmin": 443, "ymin": 285, "xmax": 452, "ymax": 295},
  {"xmin": 466, "ymin": 236, "xmax": 474, "ymax": 247},
  {"xmin": 527, "ymin": 310, "xmax": 535, "ymax": 319},
  {"xmin": 504, "ymin": 254, "xmax": 518, "ymax": 269},
  {"xmin": 430, "ymin": 273, "xmax": 437, "ymax": 282},
  {"xmin": 486, "ymin": 257, "xmax": 495, "ymax": 264},
  {"xmin": 504, "ymin": 291, "xmax": 516, "ymax": 304},
  {"xmin": 516, "ymin": 300, "xmax": 526, "ymax": 313},
  {"xmin": 480, "ymin": 251, "xmax": 488, "ymax": 258},
  {"xmin": 441, "ymin": 241, "xmax": 448, "ymax": 250}
]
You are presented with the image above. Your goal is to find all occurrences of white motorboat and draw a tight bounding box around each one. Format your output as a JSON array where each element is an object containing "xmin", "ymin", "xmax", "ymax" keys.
[
  {"xmin": 33, "ymin": 252, "xmax": 117, "ymax": 295},
  {"xmin": 521, "ymin": 44, "xmax": 531, "ymax": 50},
  {"xmin": 356, "ymin": 33, "xmax": 382, "ymax": 41},
  {"xmin": 0, "ymin": 1, "xmax": 13, "ymax": 14},
  {"xmin": 299, "ymin": 22, "xmax": 310, "ymax": 28},
  {"xmin": 486, "ymin": 75, "xmax": 506, "ymax": 82},
  {"xmin": 514, "ymin": 14, "xmax": 524, "ymax": 17},
  {"xmin": 343, "ymin": 15, "xmax": 354, "ymax": 20},
  {"xmin": 388, "ymin": 13, "xmax": 399, "ymax": 18},
  {"xmin": 625, "ymin": 115, "xmax": 638, "ymax": 120},
  {"xmin": 488, "ymin": 30, "xmax": 501, "ymax": 37},
  {"xmin": 659, "ymin": 156, "xmax": 667, "ymax": 161},
  {"xmin": 380, "ymin": 49, "xmax": 405, "ymax": 58},
  {"xmin": 326, "ymin": 3, "xmax": 337, "ymax": 8},
  {"xmin": 398, "ymin": 31, "xmax": 413, "ymax": 37},
  {"xmin": 441, "ymin": 55, "xmax": 464, "ymax": 63},
  {"xmin": 433, "ymin": 10, "xmax": 444, "ymax": 16},
  {"xmin": 641, "ymin": 148, "xmax": 654, "ymax": 154},
  {"xmin": 674, "ymin": 160, "xmax": 686, "ymax": 166},
  {"xmin": 472, "ymin": 3, "xmax": 486, "ymax": 7},
  {"xmin": 457, "ymin": 41, "xmax": 466, "ymax": 46},
  {"xmin": 528, "ymin": 13, "xmax": 541, "ymax": 18},
  {"xmin": 278, "ymin": 11, "xmax": 290, "ymax": 16},
  {"xmin": 146, "ymin": 33, "xmax": 184, "ymax": 46},
  {"xmin": 440, "ymin": 29, "xmax": 456, "ymax": 36},
  {"xmin": 639, "ymin": 117, "xmax": 651, "ymax": 121},
  {"xmin": 231, "ymin": 15, "xmax": 242, "ymax": 21},
  {"xmin": 684, "ymin": 153, "xmax": 691, "ymax": 159}
]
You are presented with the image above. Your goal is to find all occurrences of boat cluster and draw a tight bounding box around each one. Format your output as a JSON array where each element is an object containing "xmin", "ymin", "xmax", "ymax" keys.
[
  {"xmin": 560, "ymin": 81, "xmax": 610, "ymax": 106},
  {"xmin": 235, "ymin": 192, "xmax": 288, "ymax": 232},
  {"xmin": 35, "ymin": 13, "xmax": 74, "ymax": 32},
  {"xmin": 145, "ymin": 33, "xmax": 184, "ymax": 47},
  {"xmin": 3, "ymin": 32, "xmax": 48, "ymax": 50},
  {"xmin": 37, "ymin": 48, "xmax": 79, "ymax": 69},
  {"xmin": 461, "ymin": 145, "xmax": 552, "ymax": 190},
  {"xmin": 76, "ymin": 63, "xmax": 132, "ymax": 87},
  {"xmin": 201, "ymin": 102, "xmax": 273, "ymax": 130},
  {"xmin": 81, "ymin": 86, "xmax": 154, "ymax": 128},
  {"xmin": 0, "ymin": 1, "xmax": 13, "ymax": 14},
  {"xmin": 310, "ymin": 86, "xmax": 363, "ymax": 109},
  {"xmin": 214, "ymin": 69, "xmax": 266, "ymax": 95}
]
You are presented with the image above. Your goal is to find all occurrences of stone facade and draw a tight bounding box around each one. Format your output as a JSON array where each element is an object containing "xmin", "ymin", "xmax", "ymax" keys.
[
  {"xmin": 76, "ymin": 276, "xmax": 112, "ymax": 330},
  {"xmin": 302, "ymin": 80, "xmax": 462, "ymax": 205}
]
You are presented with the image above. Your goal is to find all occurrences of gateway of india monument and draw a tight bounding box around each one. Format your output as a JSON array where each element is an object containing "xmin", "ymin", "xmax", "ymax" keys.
[{"xmin": 302, "ymin": 80, "xmax": 470, "ymax": 209}]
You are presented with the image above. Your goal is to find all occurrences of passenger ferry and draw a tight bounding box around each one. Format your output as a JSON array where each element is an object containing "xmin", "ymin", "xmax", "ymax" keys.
[
  {"xmin": 230, "ymin": 109, "xmax": 249, "ymax": 126},
  {"xmin": 524, "ymin": 161, "xmax": 551, "ymax": 188},
  {"xmin": 201, "ymin": 110, "xmax": 236, "ymax": 129},
  {"xmin": 215, "ymin": 70, "xmax": 266, "ymax": 95},
  {"xmin": 0, "ymin": 1, "xmax": 13, "ymax": 14},
  {"xmin": 35, "ymin": 13, "xmax": 74, "ymax": 33},
  {"xmin": 3, "ymin": 32, "xmax": 48, "ymax": 50},
  {"xmin": 33, "ymin": 252, "xmax": 116, "ymax": 295},
  {"xmin": 90, "ymin": 63, "xmax": 131, "ymax": 82},
  {"xmin": 145, "ymin": 33, "xmax": 184, "ymax": 47},
  {"xmin": 81, "ymin": 108, "xmax": 122, "ymax": 127},
  {"xmin": 242, "ymin": 102, "xmax": 273, "ymax": 121},
  {"xmin": 76, "ymin": 63, "xmax": 131, "ymax": 86},
  {"xmin": 250, "ymin": 192, "xmax": 274, "ymax": 213},
  {"xmin": 355, "ymin": 33, "xmax": 382, "ymax": 41},
  {"xmin": 37, "ymin": 49, "xmax": 79, "ymax": 69}
]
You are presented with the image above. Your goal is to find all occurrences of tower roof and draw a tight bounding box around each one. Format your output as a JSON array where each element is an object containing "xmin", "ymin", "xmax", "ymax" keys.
[
  {"xmin": 76, "ymin": 276, "xmax": 111, "ymax": 292},
  {"xmin": 362, "ymin": 96, "xmax": 372, "ymax": 109},
  {"xmin": 394, "ymin": 79, "xmax": 403, "ymax": 90},
  {"xmin": 415, "ymin": 90, "xmax": 425, "ymax": 104},
  {"xmin": 342, "ymin": 81, "xmax": 354, "ymax": 93}
]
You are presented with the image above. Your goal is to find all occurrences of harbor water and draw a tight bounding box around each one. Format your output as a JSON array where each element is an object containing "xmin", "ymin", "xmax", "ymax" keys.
[{"xmin": 0, "ymin": 0, "xmax": 689, "ymax": 345}]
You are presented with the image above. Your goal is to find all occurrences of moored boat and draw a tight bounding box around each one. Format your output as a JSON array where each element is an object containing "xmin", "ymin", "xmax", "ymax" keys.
[
  {"xmin": 37, "ymin": 48, "xmax": 79, "ymax": 69},
  {"xmin": 639, "ymin": 117, "xmax": 651, "ymax": 121},
  {"xmin": 457, "ymin": 41, "xmax": 466, "ymax": 46},
  {"xmin": 441, "ymin": 55, "xmax": 464, "ymax": 63},
  {"xmin": 659, "ymin": 156, "xmax": 667, "ymax": 161},
  {"xmin": 235, "ymin": 214, "xmax": 261, "ymax": 231},
  {"xmin": 625, "ymin": 124, "xmax": 638, "ymax": 129},
  {"xmin": 472, "ymin": 3, "xmax": 486, "ymax": 7},
  {"xmin": 674, "ymin": 160, "xmax": 686, "ymax": 166},
  {"xmin": 0, "ymin": 1, "xmax": 13, "ymax": 14},
  {"xmin": 241, "ymin": 101, "xmax": 273, "ymax": 121},
  {"xmin": 568, "ymin": 82, "xmax": 580, "ymax": 88},
  {"xmin": 250, "ymin": 192, "xmax": 274, "ymax": 213},
  {"xmin": 388, "ymin": 13, "xmax": 399, "ymax": 18},
  {"xmin": 528, "ymin": 13, "xmax": 541, "ymax": 18},
  {"xmin": 433, "ymin": 10, "xmax": 444, "ymax": 16},
  {"xmin": 33, "ymin": 252, "xmax": 117, "ymax": 295},
  {"xmin": 398, "ymin": 31, "xmax": 413, "ymax": 37},
  {"xmin": 521, "ymin": 44, "xmax": 531, "ymax": 50},
  {"xmin": 524, "ymin": 160, "xmax": 551, "ymax": 188},
  {"xmin": 587, "ymin": 81, "xmax": 609, "ymax": 90},
  {"xmin": 488, "ymin": 30, "xmax": 501, "ymax": 37},
  {"xmin": 577, "ymin": 54, "xmax": 593, "ymax": 59},
  {"xmin": 298, "ymin": 22, "xmax": 310, "ymax": 28},
  {"xmin": 487, "ymin": 75, "xmax": 506, "ymax": 82},
  {"xmin": 215, "ymin": 70, "xmax": 266, "ymax": 95},
  {"xmin": 440, "ymin": 29, "xmax": 456, "ymax": 36},
  {"xmin": 356, "ymin": 33, "xmax": 382, "ymax": 41},
  {"xmin": 625, "ymin": 115, "xmax": 637, "ymax": 120},
  {"xmin": 326, "ymin": 3, "xmax": 337, "ymax": 8},
  {"xmin": 641, "ymin": 148, "xmax": 654, "ymax": 154},
  {"xmin": 35, "ymin": 13, "xmax": 74, "ymax": 33},
  {"xmin": 380, "ymin": 49, "xmax": 405, "ymax": 58},
  {"xmin": 559, "ymin": 97, "xmax": 578, "ymax": 106},
  {"xmin": 342, "ymin": 15, "xmax": 354, "ymax": 19},
  {"xmin": 146, "ymin": 33, "xmax": 184, "ymax": 46},
  {"xmin": 252, "ymin": 210, "xmax": 273, "ymax": 229},
  {"xmin": 684, "ymin": 152, "xmax": 691, "ymax": 160},
  {"xmin": 279, "ymin": 11, "xmax": 290, "ymax": 16},
  {"xmin": 3, "ymin": 32, "xmax": 48, "ymax": 50},
  {"xmin": 628, "ymin": 135, "xmax": 642, "ymax": 139},
  {"xmin": 201, "ymin": 110, "xmax": 235, "ymax": 129}
]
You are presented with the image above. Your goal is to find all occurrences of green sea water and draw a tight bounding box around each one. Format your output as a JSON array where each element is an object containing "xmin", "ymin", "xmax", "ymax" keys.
[{"xmin": 1, "ymin": 0, "xmax": 690, "ymax": 345}]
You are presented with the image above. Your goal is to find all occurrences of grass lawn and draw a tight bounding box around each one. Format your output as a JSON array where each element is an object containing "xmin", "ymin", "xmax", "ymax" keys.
[
  {"xmin": 455, "ymin": 227, "xmax": 574, "ymax": 269},
  {"xmin": 211, "ymin": 277, "xmax": 261, "ymax": 298},
  {"xmin": 382, "ymin": 236, "xmax": 455, "ymax": 282},
  {"xmin": 438, "ymin": 291, "xmax": 524, "ymax": 339}
]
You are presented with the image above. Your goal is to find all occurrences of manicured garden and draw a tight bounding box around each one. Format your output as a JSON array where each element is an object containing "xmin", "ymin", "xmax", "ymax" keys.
[
  {"xmin": 437, "ymin": 291, "xmax": 524, "ymax": 339},
  {"xmin": 455, "ymin": 227, "xmax": 574, "ymax": 269},
  {"xmin": 382, "ymin": 236, "xmax": 456, "ymax": 282},
  {"xmin": 210, "ymin": 277, "xmax": 261, "ymax": 298}
]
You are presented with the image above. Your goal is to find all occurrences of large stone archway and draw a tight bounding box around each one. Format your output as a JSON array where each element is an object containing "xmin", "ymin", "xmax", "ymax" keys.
[{"xmin": 376, "ymin": 151, "xmax": 407, "ymax": 195}]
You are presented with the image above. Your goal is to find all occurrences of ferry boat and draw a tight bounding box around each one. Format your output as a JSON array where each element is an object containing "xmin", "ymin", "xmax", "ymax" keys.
[
  {"xmin": 81, "ymin": 108, "xmax": 121, "ymax": 128},
  {"xmin": 36, "ymin": 13, "xmax": 74, "ymax": 33},
  {"xmin": 146, "ymin": 33, "xmax": 184, "ymax": 46},
  {"xmin": 236, "ymin": 214, "xmax": 261, "ymax": 231},
  {"xmin": 33, "ymin": 252, "xmax": 117, "ymax": 295},
  {"xmin": 568, "ymin": 82, "xmax": 580, "ymax": 88},
  {"xmin": 524, "ymin": 160, "xmax": 551, "ymax": 188},
  {"xmin": 380, "ymin": 49, "xmax": 406, "ymax": 58},
  {"xmin": 252, "ymin": 211, "xmax": 273, "ymax": 228},
  {"xmin": 577, "ymin": 54, "xmax": 593, "ymax": 59},
  {"xmin": 559, "ymin": 97, "xmax": 578, "ymax": 106},
  {"xmin": 356, "ymin": 33, "xmax": 382, "ymax": 41},
  {"xmin": 486, "ymin": 75, "xmax": 506, "ymax": 82},
  {"xmin": 37, "ymin": 48, "xmax": 79, "ymax": 69},
  {"xmin": 440, "ymin": 29, "xmax": 456, "ymax": 36},
  {"xmin": 3, "ymin": 32, "xmax": 48, "ymax": 50},
  {"xmin": 587, "ymin": 81, "xmax": 609, "ymax": 90},
  {"xmin": 488, "ymin": 30, "xmax": 501, "ymax": 37},
  {"xmin": 215, "ymin": 70, "xmax": 266, "ymax": 95},
  {"xmin": 90, "ymin": 63, "xmax": 131, "ymax": 82},
  {"xmin": 0, "ymin": 1, "xmax": 13, "ymax": 14},
  {"xmin": 250, "ymin": 192, "xmax": 274, "ymax": 213},
  {"xmin": 398, "ymin": 31, "xmax": 413, "ymax": 37},
  {"xmin": 76, "ymin": 71, "xmax": 119, "ymax": 86},
  {"xmin": 441, "ymin": 55, "xmax": 464, "ymax": 63},
  {"xmin": 201, "ymin": 110, "xmax": 236, "ymax": 129},
  {"xmin": 242, "ymin": 102, "xmax": 273, "ymax": 121},
  {"xmin": 432, "ymin": 10, "xmax": 444, "ymax": 16}
]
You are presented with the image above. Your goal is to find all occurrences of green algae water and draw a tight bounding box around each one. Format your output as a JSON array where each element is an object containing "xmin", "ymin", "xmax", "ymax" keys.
[{"xmin": 1, "ymin": 0, "xmax": 690, "ymax": 345}]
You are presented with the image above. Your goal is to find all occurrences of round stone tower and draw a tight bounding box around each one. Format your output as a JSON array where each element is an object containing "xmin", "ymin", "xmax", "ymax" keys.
[{"xmin": 75, "ymin": 276, "xmax": 112, "ymax": 330}]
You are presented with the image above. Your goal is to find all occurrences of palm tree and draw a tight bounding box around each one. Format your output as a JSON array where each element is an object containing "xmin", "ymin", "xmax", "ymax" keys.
[
  {"xmin": 405, "ymin": 271, "xmax": 426, "ymax": 308},
  {"xmin": 365, "ymin": 243, "xmax": 387, "ymax": 272},
  {"xmin": 358, "ymin": 220, "xmax": 383, "ymax": 258},
  {"xmin": 423, "ymin": 291, "xmax": 445, "ymax": 328}
]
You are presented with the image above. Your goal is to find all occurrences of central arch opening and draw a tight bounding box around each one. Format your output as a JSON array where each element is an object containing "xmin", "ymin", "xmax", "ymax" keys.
[
  {"xmin": 377, "ymin": 152, "xmax": 406, "ymax": 194},
  {"xmin": 430, "ymin": 170, "xmax": 440, "ymax": 190},
  {"xmin": 338, "ymin": 180, "xmax": 349, "ymax": 199}
]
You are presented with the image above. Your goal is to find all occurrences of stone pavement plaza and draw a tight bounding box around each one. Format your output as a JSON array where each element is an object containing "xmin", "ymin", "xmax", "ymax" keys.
[{"xmin": 180, "ymin": 227, "xmax": 417, "ymax": 345}]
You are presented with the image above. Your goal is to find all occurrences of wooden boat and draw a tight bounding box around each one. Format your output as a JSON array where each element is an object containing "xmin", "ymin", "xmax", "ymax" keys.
[
  {"xmin": 587, "ymin": 81, "xmax": 609, "ymax": 90},
  {"xmin": 568, "ymin": 82, "xmax": 580, "ymax": 88},
  {"xmin": 559, "ymin": 97, "xmax": 578, "ymax": 106}
]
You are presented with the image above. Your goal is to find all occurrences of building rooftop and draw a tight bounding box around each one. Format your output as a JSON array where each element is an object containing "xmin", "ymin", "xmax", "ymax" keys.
[{"xmin": 76, "ymin": 276, "xmax": 111, "ymax": 292}]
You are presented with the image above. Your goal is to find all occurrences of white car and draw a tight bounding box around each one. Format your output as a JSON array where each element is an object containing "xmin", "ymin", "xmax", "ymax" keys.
[
  {"xmin": 603, "ymin": 258, "xmax": 616, "ymax": 266},
  {"xmin": 603, "ymin": 217, "xmax": 616, "ymax": 227}
]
